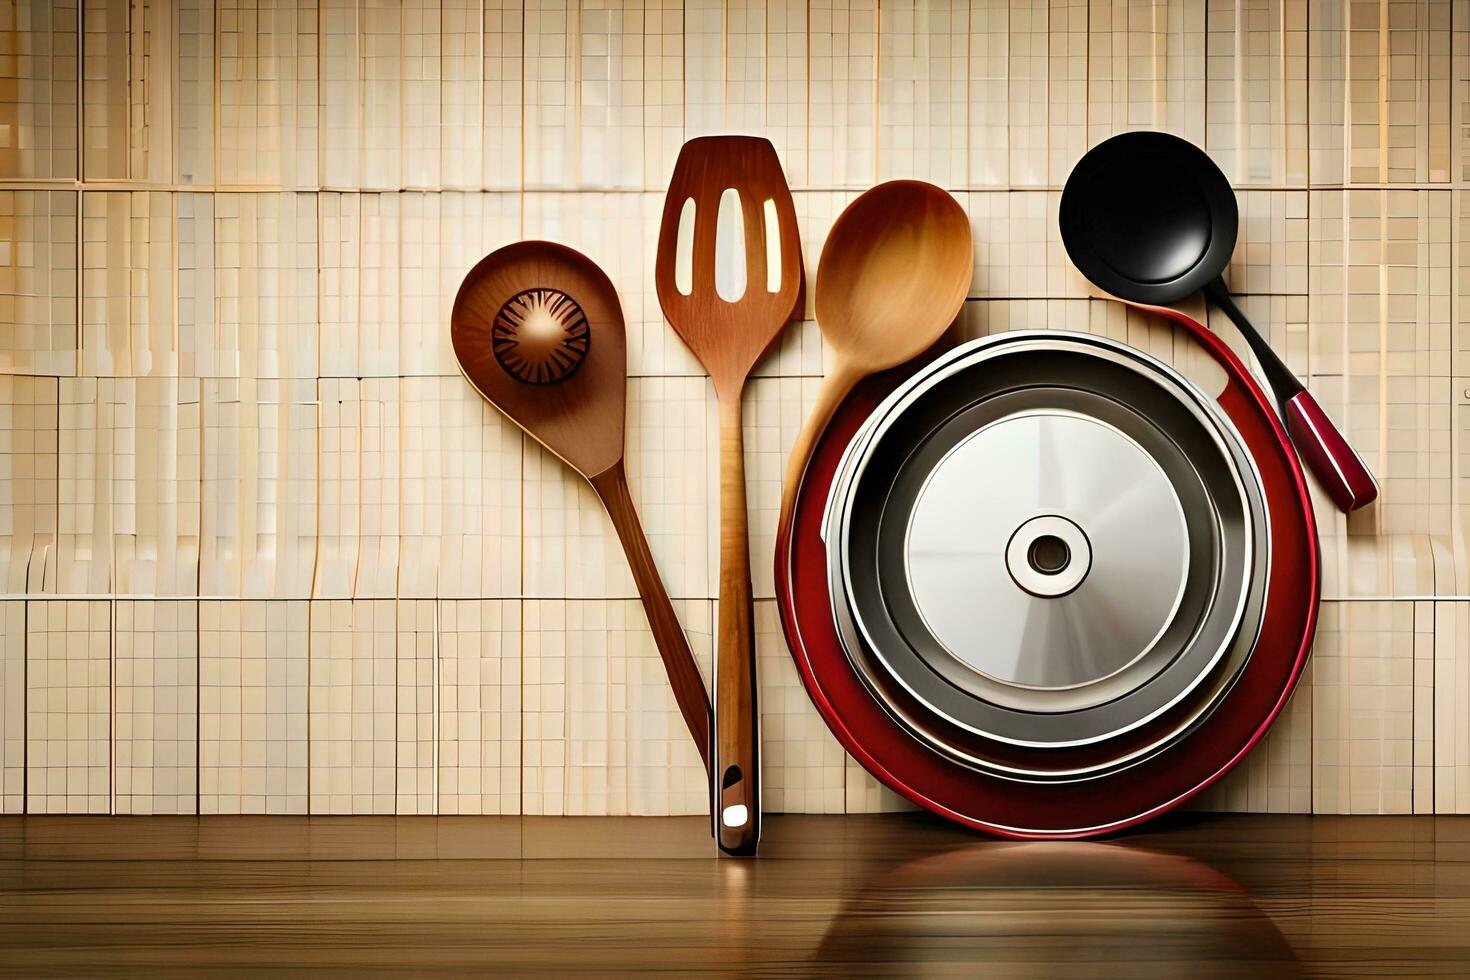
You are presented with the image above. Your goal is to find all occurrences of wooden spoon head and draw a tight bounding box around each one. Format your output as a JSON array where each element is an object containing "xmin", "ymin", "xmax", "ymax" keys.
[
  {"xmin": 452, "ymin": 240, "xmax": 627, "ymax": 478},
  {"xmin": 656, "ymin": 136, "xmax": 803, "ymax": 390},
  {"xmin": 815, "ymin": 180, "xmax": 974, "ymax": 374}
]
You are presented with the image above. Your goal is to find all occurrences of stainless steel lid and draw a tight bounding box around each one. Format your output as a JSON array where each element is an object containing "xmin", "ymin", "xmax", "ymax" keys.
[
  {"xmin": 906, "ymin": 408, "xmax": 1189, "ymax": 694},
  {"xmin": 823, "ymin": 331, "xmax": 1268, "ymax": 781}
]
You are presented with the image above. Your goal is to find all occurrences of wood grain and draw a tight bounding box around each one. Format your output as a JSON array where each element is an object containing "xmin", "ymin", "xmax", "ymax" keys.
[
  {"xmin": 656, "ymin": 136, "xmax": 803, "ymax": 855},
  {"xmin": 1, "ymin": 813, "xmax": 1468, "ymax": 976}
]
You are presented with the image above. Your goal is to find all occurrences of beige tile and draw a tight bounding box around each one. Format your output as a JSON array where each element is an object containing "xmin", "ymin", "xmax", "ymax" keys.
[
  {"xmin": 114, "ymin": 600, "xmax": 198, "ymax": 815},
  {"xmin": 523, "ymin": 0, "xmax": 682, "ymax": 191},
  {"xmin": 966, "ymin": 0, "xmax": 1008, "ymax": 187},
  {"xmin": 26, "ymin": 600, "xmax": 110, "ymax": 815},
  {"xmin": 211, "ymin": 193, "xmax": 320, "ymax": 380},
  {"xmin": 1205, "ymin": 0, "xmax": 1307, "ymax": 185},
  {"xmin": 1004, "ymin": 0, "xmax": 1050, "ymax": 186},
  {"xmin": 200, "ymin": 379, "xmax": 318, "ymax": 598},
  {"xmin": 176, "ymin": 0, "xmax": 214, "ymax": 185},
  {"xmin": 403, "ymin": 0, "xmax": 444, "ymax": 189},
  {"xmin": 55, "ymin": 378, "xmax": 111, "ymax": 595},
  {"xmin": 218, "ymin": 0, "xmax": 319, "ymax": 189},
  {"xmin": 483, "ymin": 0, "xmax": 526, "ymax": 189},
  {"xmin": 80, "ymin": 192, "xmax": 175, "ymax": 377},
  {"xmin": 1046, "ymin": 0, "xmax": 1088, "ymax": 184},
  {"xmin": 396, "ymin": 599, "xmax": 436, "ymax": 815},
  {"xmin": 809, "ymin": 0, "xmax": 878, "ymax": 188},
  {"xmin": 522, "ymin": 598, "xmax": 710, "ymax": 815},
  {"xmin": 438, "ymin": 599, "xmax": 521, "ymax": 814},
  {"xmin": 877, "ymin": 0, "xmax": 968, "ymax": 187},
  {"xmin": 1085, "ymin": 0, "xmax": 1206, "ymax": 150},
  {"xmin": 315, "ymin": 378, "xmax": 363, "ymax": 599},
  {"xmin": 309, "ymin": 599, "xmax": 397, "ymax": 814},
  {"xmin": 400, "ymin": 377, "xmax": 521, "ymax": 599},
  {"xmin": 1308, "ymin": 188, "xmax": 1454, "ymax": 595},
  {"xmin": 1312, "ymin": 601, "xmax": 1419, "ymax": 815},
  {"xmin": 1306, "ymin": 0, "xmax": 1346, "ymax": 183},
  {"xmin": 80, "ymin": 0, "xmax": 128, "ymax": 181},
  {"xmin": 0, "ymin": 190, "xmax": 77, "ymax": 377},
  {"xmin": 1308, "ymin": 0, "xmax": 1450, "ymax": 186},
  {"xmin": 361, "ymin": 0, "xmax": 403, "ymax": 190},
  {"xmin": 1435, "ymin": 600, "xmax": 1470, "ymax": 813},
  {"xmin": 756, "ymin": 600, "xmax": 846, "ymax": 814},
  {"xmin": 199, "ymin": 599, "xmax": 309, "ymax": 814},
  {"xmin": 1, "ymin": 601, "xmax": 22, "ymax": 813},
  {"xmin": 0, "ymin": 1, "xmax": 78, "ymax": 181},
  {"xmin": 105, "ymin": 378, "xmax": 202, "ymax": 596},
  {"xmin": 964, "ymin": 190, "xmax": 1089, "ymax": 300},
  {"xmin": 175, "ymin": 193, "xmax": 215, "ymax": 377},
  {"xmin": 684, "ymin": 0, "xmax": 807, "ymax": 184},
  {"xmin": 0, "ymin": 377, "xmax": 57, "ymax": 593}
]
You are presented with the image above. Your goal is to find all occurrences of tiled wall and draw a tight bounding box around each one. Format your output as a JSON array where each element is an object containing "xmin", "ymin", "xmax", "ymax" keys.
[{"xmin": 0, "ymin": 0, "xmax": 1466, "ymax": 817}]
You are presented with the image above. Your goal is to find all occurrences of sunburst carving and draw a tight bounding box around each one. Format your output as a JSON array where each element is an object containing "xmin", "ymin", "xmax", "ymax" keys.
[{"xmin": 491, "ymin": 288, "xmax": 592, "ymax": 385}]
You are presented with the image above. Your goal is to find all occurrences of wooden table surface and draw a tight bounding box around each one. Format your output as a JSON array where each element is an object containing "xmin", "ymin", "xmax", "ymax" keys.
[{"xmin": 1, "ymin": 812, "xmax": 1467, "ymax": 976}]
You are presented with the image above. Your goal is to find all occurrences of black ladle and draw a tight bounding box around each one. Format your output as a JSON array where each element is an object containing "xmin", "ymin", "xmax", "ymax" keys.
[{"xmin": 1059, "ymin": 130, "xmax": 1377, "ymax": 513}]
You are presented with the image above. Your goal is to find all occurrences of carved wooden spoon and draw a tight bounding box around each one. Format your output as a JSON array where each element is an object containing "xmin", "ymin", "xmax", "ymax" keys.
[
  {"xmin": 656, "ymin": 136, "xmax": 803, "ymax": 855},
  {"xmin": 779, "ymin": 181, "xmax": 974, "ymax": 527},
  {"xmin": 452, "ymin": 240, "xmax": 712, "ymax": 771}
]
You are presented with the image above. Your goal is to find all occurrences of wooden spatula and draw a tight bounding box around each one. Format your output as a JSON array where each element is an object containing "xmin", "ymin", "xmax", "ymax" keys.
[
  {"xmin": 656, "ymin": 136, "xmax": 803, "ymax": 855},
  {"xmin": 452, "ymin": 240, "xmax": 712, "ymax": 771}
]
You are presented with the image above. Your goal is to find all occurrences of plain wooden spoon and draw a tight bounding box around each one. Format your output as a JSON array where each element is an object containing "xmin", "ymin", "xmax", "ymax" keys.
[
  {"xmin": 779, "ymin": 181, "xmax": 974, "ymax": 526},
  {"xmin": 452, "ymin": 240, "xmax": 712, "ymax": 771},
  {"xmin": 656, "ymin": 136, "xmax": 803, "ymax": 856}
]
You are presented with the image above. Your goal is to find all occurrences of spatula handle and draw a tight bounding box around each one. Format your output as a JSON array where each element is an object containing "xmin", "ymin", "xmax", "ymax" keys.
[
  {"xmin": 590, "ymin": 461, "xmax": 712, "ymax": 772},
  {"xmin": 715, "ymin": 395, "xmax": 760, "ymax": 856}
]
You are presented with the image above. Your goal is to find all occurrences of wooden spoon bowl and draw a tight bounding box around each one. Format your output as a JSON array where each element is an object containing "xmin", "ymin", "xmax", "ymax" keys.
[
  {"xmin": 780, "ymin": 181, "xmax": 974, "ymax": 526},
  {"xmin": 452, "ymin": 241, "xmax": 712, "ymax": 769}
]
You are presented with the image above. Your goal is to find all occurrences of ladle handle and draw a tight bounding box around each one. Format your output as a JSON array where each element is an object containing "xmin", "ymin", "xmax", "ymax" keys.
[
  {"xmin": 590, "ymin": 461, "xmax": 713, "ymax": 773},
  {"xmin": 1283, "ymin": 389, "xmax": 1380, "ymax": 513},
  {"xmin": 714, "ymin": 394, "xmax": 760, "ymax": 856},
  {"xmin": 1204, "ymin": 279, "xmax": 1378, "ymax": 513}
]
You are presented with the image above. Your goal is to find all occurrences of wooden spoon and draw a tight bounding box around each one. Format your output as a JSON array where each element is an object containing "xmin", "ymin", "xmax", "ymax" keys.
[
  {"xmin": 656, "ymin": 136, "xmax": 803, "ymax": 856},
  {"xmin": 452, "ymin": 240, "xmax": 712, "ymax": 771},
  {"xmin": 779, "ymin": 181, "xmax": 974, "ymax": 525}
]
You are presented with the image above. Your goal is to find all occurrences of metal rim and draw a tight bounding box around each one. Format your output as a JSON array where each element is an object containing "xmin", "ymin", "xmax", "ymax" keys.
[{"xmin": 823, "ymin": 332, "xmax": 1269, "ymax": 779}]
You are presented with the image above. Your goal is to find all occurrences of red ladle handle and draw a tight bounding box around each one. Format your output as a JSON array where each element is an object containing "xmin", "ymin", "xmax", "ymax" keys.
[
  {"xmin": 1120, "ymin": 297, "xmax": 1378, "ymax": 514},
  {"xmin": 1282, "ymin": 389, "xmax": 1379, "ymax": 513}
]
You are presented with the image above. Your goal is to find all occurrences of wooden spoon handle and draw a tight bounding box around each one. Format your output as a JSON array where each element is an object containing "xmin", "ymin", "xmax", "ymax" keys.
[
  {"xmin": 590, "ymin": 461, "xmax": 712, "ymax": 773},
  {"xmin": 778, "ymin": 362, "xmax": 863, "ymax": 536},
  {"xmin": 714, "ymin": 395, "xmax": 760, "ymax": 855}
]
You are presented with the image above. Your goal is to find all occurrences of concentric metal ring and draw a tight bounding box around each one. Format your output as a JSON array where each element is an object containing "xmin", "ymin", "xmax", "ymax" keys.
[{"xmin": 823, "ymin": 331, "xmax": 1268, "ymax": 781}]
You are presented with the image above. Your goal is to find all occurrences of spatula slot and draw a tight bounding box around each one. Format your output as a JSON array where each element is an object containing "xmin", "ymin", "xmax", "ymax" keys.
[
  {"xmin": 763, "ymin": 198, "xmax": 782, "ymax": 294},
  {"xmin": 675, "ymin": 198, "xmax": 696, "ymax": 296},
  {"xmin": 715, "ymin": 187, "xmax": 748, "ymax": 303}
]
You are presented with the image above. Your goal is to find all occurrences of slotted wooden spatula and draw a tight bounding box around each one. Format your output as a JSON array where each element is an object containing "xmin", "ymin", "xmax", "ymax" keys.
[{"xmin": 656, "ymin": 136, "xmax": 802, "ymax": 855}]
